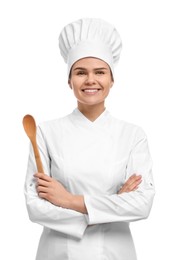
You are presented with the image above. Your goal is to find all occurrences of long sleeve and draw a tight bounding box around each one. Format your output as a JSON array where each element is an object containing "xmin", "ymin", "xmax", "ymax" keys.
[
  {"xmin": 24, "ymin": 126, "xmax": 88, "ymax": 239},
  {"xmin": 84, "ymin": 128, "xmax": 155, "ymax": 225}
]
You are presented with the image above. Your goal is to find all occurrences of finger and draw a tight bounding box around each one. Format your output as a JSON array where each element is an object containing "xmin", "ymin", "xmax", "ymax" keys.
[
  {"xmin": 118, "ymin": 176, "xmax": 142, "ymax": 194},
  {"xmin": 122, "ymin": 177, "xmax": 141, "ymax": 190},
  {"xmin": 133, "ymin": 185, "xmax": 140, "ymax": 191},
  {"xmin": 127, "ymin": 176, "xmax": 142, "ymax": 188},
  {"xmin": 125, "ymin": 175, "xmax": 142, "ymax": 188},
  {"xmin": 36, "ymin": 185, "xmax": 49, "ymax": 193},
  {"xmin": 38, "ymin": 192, "xmax": 48, "ymax": 200},
  {"xmin": 36, "ymin": 178, "xmax": 49, "ymax": 187},
  {"xmin": 121, "ymin": 178, "xmax": 142, "ymax": 193},
  {"xmin": 118, "ymin": 187, "xmax": 124, "ymax": 194},
  {"xmin": 34, "ymin": 173, "xmax": 52, "ymax": 182},
  {"xmin": 127, "ymin": 179, "xmax": 142, "ymax": 192},
  {"xmin": 127, "ymin": 174, "xmax": 142, "ymax": 183},
  {"xmin": 129, "ymin": 173, "xmax": 136, "ymax": 179}
]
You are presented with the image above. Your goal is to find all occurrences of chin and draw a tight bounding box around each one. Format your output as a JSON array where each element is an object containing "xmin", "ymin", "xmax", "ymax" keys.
[{"xmin": 78, "ymin": 99, "xmax": 105, "ymax": 106}]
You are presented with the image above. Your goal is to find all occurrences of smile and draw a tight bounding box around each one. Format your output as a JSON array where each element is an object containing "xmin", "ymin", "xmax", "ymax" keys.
[{"xmin": 82, "ymin": 88, "xmax": 101, "ymax": 94}]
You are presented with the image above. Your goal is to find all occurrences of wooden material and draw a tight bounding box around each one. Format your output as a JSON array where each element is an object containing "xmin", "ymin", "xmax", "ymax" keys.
[{"xmin": 23, "ymin": 115, "xmax": 44, "ymax": 173}]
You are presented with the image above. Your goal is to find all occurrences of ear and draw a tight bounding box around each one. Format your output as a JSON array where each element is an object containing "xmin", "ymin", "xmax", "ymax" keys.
[
  {"xmin": 68, "ymin": 79, "xmax": 72, "ymax": 89},
  {"xmin": 110, "ymin": 80, "xmax": 114, "ymax": 88}
]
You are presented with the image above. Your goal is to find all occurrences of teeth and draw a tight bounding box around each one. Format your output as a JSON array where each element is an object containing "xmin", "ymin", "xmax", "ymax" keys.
[{"xmin": 83, "ymin": 89, "xmax": 99, "ymax": 93}]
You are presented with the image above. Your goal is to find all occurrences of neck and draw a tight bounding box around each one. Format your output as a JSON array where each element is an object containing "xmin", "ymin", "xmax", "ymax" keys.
[{"xmin": 77, "ymin": 102, "xmax": 106, "ymax": 122}]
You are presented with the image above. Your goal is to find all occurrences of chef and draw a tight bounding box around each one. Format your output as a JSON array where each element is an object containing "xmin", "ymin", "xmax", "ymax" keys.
[{"xmin": 24, "ymin": 18, "xmax": 155, "ymax": 260}]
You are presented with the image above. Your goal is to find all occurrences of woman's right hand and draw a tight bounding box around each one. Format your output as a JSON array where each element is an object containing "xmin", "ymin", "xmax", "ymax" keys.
[{"xmin": 118, "ymin": 174, "xmax": 142, "ymax": 194}]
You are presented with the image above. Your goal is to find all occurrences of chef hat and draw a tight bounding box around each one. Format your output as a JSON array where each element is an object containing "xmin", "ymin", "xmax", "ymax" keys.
[{"xmin": 58, "ymin": 18, "xmax": 122, "ymax": 78}]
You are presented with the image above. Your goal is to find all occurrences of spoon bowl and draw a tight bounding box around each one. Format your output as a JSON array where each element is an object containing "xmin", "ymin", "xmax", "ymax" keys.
[
  {"xmin": 23, "ymin": 114, "xmax": 44, "ymax": 173},
  {"xmin": 23, "ymin": 115, "xmax": 37, "ymax": 139}
]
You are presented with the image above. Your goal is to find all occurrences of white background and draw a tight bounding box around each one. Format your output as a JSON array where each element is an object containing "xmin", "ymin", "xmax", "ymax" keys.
[{"xmin": 0, "ymin": 0, "xmax": 178, "ymax": 259}]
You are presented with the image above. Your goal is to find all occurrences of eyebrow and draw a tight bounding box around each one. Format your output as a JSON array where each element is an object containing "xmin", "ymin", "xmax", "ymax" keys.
[{"xmin": 73, "ymin": 67, "xmax": 108, "ymax": 71}]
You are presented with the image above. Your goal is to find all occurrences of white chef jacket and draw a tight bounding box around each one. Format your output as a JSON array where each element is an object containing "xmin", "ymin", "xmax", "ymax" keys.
[{"xmin": 24, "ymin": 108, "xmax": 155, "ymax": 260}]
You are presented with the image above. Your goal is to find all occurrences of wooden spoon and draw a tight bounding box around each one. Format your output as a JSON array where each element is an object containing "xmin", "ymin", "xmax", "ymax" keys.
[{"xmin": 23, "ymin": 115, "xmax": 44, "ymax": 173}]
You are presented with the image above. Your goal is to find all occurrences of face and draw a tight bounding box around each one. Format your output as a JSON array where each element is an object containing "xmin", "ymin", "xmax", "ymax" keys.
[{"xmin": 68, "ymin": 57, "xmax": 114, "ymax": 106}]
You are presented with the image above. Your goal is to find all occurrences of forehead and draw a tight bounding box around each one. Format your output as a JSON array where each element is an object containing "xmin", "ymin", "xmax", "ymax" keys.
[{"xmin": 72, "ymin": 57, "xmax": 110, "ymax": 70}]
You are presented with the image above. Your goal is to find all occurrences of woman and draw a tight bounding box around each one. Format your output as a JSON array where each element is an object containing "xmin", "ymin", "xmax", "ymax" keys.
[{"xmin": 24, "ymin": 18, "xmax": 155, "ymax": 260}]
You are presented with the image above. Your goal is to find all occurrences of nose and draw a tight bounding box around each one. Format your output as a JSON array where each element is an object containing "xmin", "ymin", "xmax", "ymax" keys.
[{"xmin": 85, "ymin": 73, "xmax": 96, "ymax": 85}]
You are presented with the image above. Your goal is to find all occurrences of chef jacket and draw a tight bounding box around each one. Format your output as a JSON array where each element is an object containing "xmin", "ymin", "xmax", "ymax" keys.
[{"xmin": 24, "ymin": 108, "xmax": 155, "ymax": 260}]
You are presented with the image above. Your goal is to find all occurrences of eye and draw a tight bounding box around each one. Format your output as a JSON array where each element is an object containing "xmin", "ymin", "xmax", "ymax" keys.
[
  {"xmin": 96, "ymin": 70, "xmax": 105, "ymax": 75},
  {"xmin": 76, "ymin": 70, "xmax": 86, "ymax": 75}
]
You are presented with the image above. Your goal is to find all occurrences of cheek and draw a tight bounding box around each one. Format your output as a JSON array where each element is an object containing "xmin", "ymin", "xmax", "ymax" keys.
[
  {"xmin": 69, "ymin": 77, "xmax": 82, "ymax": 89},
  {"xmin": 104, "ymin": 88, "xmax": 111, "ymax": 97},
  {"xmin": 70, "ymin": 84, "xmax": 82, "ymax": 98},
  {"xmin": 101, "ymin": 84, "xmax": 112, "ymax": 99},
  {"xmin": 103, "ymin": 81, "xmax": 113, "ymax": 93}
]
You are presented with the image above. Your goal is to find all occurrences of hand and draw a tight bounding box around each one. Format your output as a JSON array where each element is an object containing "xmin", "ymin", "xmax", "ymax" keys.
[
  {"xmin": 118, "ymin": 174, "xmax": 142, "ymax": 194},
  {"xmin": 34, "ymin": 173, "xmax": 73, "ymax": 208}
]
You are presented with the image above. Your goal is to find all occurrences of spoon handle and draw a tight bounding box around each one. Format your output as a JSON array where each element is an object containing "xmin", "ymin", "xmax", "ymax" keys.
[{"xmin": 31, "ymin": 139, "xmax": 44, "ymax": 173}]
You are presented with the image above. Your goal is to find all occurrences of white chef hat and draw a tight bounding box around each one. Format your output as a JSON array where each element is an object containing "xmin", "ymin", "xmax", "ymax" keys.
[{"xmin": 58, "ymin": 18, "xmax": 122, "ymax": 78}]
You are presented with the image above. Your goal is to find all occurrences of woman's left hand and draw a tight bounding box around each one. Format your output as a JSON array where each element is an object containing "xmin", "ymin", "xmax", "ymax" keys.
[
  {"xmin": 34, "ymin": 173, "xmax": 73, "ymax": 208},
  {"xmin": 118, "ymin": 174, "xmax": 142, "ymax": 194}
]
